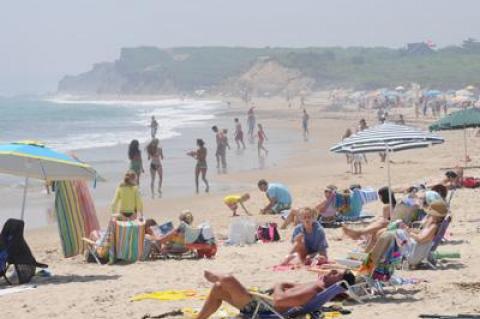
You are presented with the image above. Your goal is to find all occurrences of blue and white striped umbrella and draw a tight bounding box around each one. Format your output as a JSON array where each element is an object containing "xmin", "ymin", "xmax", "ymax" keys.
[
  {"xmin": 330, "ymin": 123, "xmax": 444, "ymax": 211},
  {"xmin": 330, "ymin": 123, "xmax": 444, "ymax": 154}
]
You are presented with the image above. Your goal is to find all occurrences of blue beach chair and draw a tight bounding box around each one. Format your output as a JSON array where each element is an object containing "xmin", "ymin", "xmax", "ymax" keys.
[{"xmin": 244, "ymin": 282, "xmax": 350, "ymax": 319}]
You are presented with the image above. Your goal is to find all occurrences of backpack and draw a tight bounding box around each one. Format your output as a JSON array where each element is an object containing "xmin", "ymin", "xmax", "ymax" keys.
[{"xmin": 256, "ymin": 223, "xmax": 280, "ymax": 243}]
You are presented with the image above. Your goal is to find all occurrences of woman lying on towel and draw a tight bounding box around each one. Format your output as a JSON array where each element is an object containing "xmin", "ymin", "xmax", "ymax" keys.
[
  {"xmin": 281, "ymin": 208, "xmax": 329, "ymax": 266},
  {"xmin": 360, "ymin": 200, "xmax": 448, "ymax": 273}
]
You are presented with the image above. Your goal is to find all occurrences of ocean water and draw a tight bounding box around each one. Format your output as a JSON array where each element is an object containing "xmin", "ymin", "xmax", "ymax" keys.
[
  {"xmin": 0, "ymin": 96, "xmax": 221, "ymax": 151},
  {"xmin": 0, "ymin": 96, "xmax": 299, "ymax": 228}
]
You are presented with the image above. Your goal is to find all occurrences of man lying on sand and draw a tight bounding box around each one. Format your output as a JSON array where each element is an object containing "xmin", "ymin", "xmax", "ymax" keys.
[{"xmin": 195, "ymin": 269, "xmax": 355, "ymax": 319}]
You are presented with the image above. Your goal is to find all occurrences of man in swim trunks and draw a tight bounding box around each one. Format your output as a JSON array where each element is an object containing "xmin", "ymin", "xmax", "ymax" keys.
[
  {"xmin": 258, "ymin": 179, "xmax": 292, "ymax": 214},
  {"xmin": 195, "ymin": 269, "xmax": 355, "ymax": 319}
]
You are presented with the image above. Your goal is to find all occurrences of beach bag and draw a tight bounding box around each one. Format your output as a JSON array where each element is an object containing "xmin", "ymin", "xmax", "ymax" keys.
[
  {"xmin": 256, "ymin": 223, "xmax": 280, "ymax": 243},
  {"xmin": 227, "ymin": 218, "xmax": 257, "ymax": 245},
  {"xmin": 462, "ymin": 177, "xmax": 480, "ymax": 188}
]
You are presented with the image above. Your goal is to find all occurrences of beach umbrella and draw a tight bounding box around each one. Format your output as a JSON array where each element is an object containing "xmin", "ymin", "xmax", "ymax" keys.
[
  {"xmin": 0, "ymin": 141, "xmax": 100, "ymax": 220},
  {"xmin": 456, "ymin": 89, "xmax": 474, "ymax": 97},
  {"xmin": 465, "ymin": 85, "xmax": 475, "ymax": 91},
  {"xmin": 395, "ymin": 86, "xmax": 405, "ymax": 91},
  {"xmin": 330, "ymin": 123, "xmax": 444, "ymax": 211},
  {"xmin": 429, "ymin": 107, "xmax": 480, "ymax": 162},
  {"xmin": 424, "ymin": 90, "xmax": 442, "ymax": 98}
]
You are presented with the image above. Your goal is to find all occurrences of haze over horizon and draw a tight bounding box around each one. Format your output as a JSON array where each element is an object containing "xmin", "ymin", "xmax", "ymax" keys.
[{"xmin": 2, "ymin": 0, "xmax": 480, "ymax": 95}]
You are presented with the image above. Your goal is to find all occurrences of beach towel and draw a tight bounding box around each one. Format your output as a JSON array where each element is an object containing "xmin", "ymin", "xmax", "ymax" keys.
[
  {"xmin": 54, "ymin": 181, "xmax": 100, "ymax": 258},
  {"xmin": 113, "ymin": 220, "xmax": 145, "ymax": 262},
  {"xmin": 131, "ymin": 289, "xmax": 207, "ymax": 302}
]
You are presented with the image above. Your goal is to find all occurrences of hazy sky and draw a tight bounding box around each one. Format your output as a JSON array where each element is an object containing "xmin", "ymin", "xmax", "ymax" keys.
[{"xmin": 2, "ymin": 0, "xmax": 480, "ymax": 95}]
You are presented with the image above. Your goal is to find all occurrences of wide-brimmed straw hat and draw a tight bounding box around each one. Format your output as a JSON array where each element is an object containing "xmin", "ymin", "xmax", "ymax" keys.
[{"xmin": 425, "ymin": 201, "xmax": 448, "ymax": 217}]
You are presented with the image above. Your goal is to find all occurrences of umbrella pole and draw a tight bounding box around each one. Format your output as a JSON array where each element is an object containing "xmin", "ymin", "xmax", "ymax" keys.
[
  {"xmin": 20, "ymin": 176, "xmax": 29, "ymax": 220},
  {"xmin": 463, "ymin": 127, "xmax": 468, "ymax": 162},
  {"xmin": 386, "ymin": 148, "xmax": 393, "ymax": 215}
]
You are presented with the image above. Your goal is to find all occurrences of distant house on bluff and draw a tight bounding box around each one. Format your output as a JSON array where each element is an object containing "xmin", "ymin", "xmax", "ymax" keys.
[{"xmin": 405, "ymin": 42, "xmax": 434, "ymax": 55}]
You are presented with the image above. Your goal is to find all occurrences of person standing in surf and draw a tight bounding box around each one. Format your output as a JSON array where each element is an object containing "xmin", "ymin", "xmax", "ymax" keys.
[
  {"xmin": 146, "ymin": 138, "xmax": 164, "ymax": 198},
  {"xmin": 257, "ymin": 123, "xmax": 268, "ymax": 157},
  {"xmin": 150, "ymin": 116, "xmax": 159, "ymax": 138},
  {"xmin": 212, "ymin": 126, "xmax": 228, "ymax": 173},
  {"xmin": 188, "ymin": 138, "xmax": 209, "ymax": 194},
  {"xmin": 128, "ymin": 139, "xmax": 144, "ymax": 185},
  {"xmin": 234, "ymin": 118, "xmax": 246, "ymax": 150},
  {"xmin": 247, "ymin": 106, "xmax": 256, "ymax": 142}
]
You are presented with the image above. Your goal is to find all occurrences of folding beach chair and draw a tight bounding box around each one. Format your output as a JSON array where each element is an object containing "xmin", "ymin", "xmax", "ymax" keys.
[
  {"xmin": 245, "ymin": 282, "xmax": 350, "ymax": 319},
  {"xmin": 416, "ymin": 215, "xmax": 452, "ymax": 269},
  {"xmin": 112, "ymin": 220, "xmax": 145, "ymax": 263}
]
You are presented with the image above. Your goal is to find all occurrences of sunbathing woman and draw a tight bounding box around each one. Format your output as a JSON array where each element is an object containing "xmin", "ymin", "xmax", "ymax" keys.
[
  {"xmin": 144, "ymin": 211, "xmax": 195, "ymax": 255},
  {"xmin": 281, "ymin": 208, "xmax": 328, "ymax": 266},
  {"xmin": 342, "ymin": 186, "xmax": 395, "ymax": 250},
  {"xmin": 362, "ymin": 200, "xmax": 448, "ymax": 272}
]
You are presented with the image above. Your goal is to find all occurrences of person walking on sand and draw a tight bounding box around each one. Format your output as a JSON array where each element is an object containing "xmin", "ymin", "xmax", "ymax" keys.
[
  {"xmin": 257, "ymin": 123, "xmax": 268, "ymax": 157},
  {"xmin": 187, "ymin": 139, "xmax": 209, "ymax": 194},
  {"xmin": 302, "ymin": 109, "xmax": 310, "ymax": 141},
  {"xmin": 128, "ymin": 140, "xmax": 144, "ymax": 185},
  {"xmin": 247, "ymin": 106, "xmax": 256, "ymax": 141},
  {"xmin": 150, "ymin": 116, "xmax": 159, "ymax": 138},
  {"xmin": 146, "ymin": 138, "xmax": 164, "ymax": 198},
  {"xmin": 234, "ymin": 118, "xmax": 246, "ymax": 150}
]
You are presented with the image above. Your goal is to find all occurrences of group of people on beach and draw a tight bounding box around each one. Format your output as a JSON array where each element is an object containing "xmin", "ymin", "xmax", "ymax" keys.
[
  {"xmin": 128, "ymin": 106, "xmax": 277, "ymax": 197},
  {"xmin": 194, "ymin": 166, "xmax": 463, "ymax": 318}
]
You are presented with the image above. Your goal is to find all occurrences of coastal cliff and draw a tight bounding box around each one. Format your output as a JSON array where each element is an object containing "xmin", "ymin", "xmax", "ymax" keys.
[{"xmin": 58, "ymin": 45, "xmax": 480, "ymax": 96}]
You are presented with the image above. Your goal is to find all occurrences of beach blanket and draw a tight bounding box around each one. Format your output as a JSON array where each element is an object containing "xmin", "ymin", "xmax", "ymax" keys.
[
  {"xmin": 131, "ymin": 289, "xmax": 207, "ymax": 302},
  {"xmin": 54, "ymin": 181, "xmax": 100, "ymax": 258},
  {"xmin": 113, "ymin": 220, "xmax": 145, "ymax": 262}
]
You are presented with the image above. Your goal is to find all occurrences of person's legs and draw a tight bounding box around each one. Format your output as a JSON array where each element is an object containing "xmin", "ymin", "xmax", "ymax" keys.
[
  {"xmin": 201, "ymin": 168, "xmax": 209, "ymax": 192},
  {"xmin": 195, "ymin": 166, "xmax": 200, "ymax": 194},
  {"xmin": 342, "ymin": 220, "xmax": 387, "ymax": 240},
  {"xmin": 197, "ymin": 271, "xmax": 252, "ymax": 319},
  {"xmin": 150, "ymin": 167, "xmax": 156, "ymax": 198},
  {"xmin": 157, "ymin": 166, "xmax": 163, "ymax": 195},
  {"xmin": 221, "ymin": 152, "xmax": 227, "ymax": 172}
]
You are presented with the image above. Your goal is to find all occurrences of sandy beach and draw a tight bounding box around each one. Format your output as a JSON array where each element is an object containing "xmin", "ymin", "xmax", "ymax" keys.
[{"xmin": 2, "ymin": 94, "xmax": 480, "ymax": 319}]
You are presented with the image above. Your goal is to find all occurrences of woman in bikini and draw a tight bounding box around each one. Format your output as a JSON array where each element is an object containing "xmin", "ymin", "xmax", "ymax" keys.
[
  {"xmin": 146, "ymin": 138, "xmax": 164, "ymax": 198},
  {"xmin": 128, "ymin": 139, "xmax": 144, "ymax": 185},
  {"xmin": 188, "ymin": 139, "xmax": 209, "ymax": 194}
]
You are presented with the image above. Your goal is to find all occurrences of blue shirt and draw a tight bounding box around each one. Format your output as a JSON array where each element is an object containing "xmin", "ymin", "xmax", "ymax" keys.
[
  {"xmin": 292, "ymin": 221, "xmax": 328, "ymax": 255},
  {"xmin": 267, "ymin": 183, "xmax": 292, "ymax": 205}
]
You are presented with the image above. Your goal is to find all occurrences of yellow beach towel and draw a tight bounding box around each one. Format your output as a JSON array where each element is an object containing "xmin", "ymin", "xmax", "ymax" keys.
[{"xmin": 131, "ymin": 289, "xmax": 207, "ymax": 302}]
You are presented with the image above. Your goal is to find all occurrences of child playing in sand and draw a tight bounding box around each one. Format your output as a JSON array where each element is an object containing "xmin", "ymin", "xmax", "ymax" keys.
[{"xmin": 223, "ymin": 193, "xmax": 251, "ymax": 216}]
